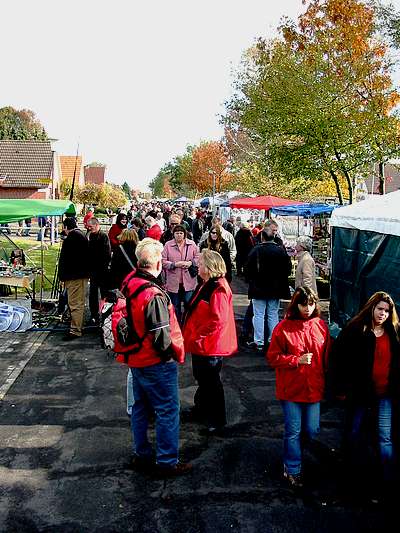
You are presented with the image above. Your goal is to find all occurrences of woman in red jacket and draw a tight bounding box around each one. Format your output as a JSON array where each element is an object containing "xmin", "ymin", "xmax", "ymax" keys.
[
  {"xmin": 267, "ymin": 286, "xmax": 330, "ymax": 487},
  {"xmin": 182, "ymin": 249, "xmax": 237, "ymax": 436},
  {"xmin": 108, "ymin": 212, "xmax": 128, "ymax": 250}
]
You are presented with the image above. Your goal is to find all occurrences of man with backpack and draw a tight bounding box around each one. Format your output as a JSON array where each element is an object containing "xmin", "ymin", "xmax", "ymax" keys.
[{"xmin": 115, "ymin": 238, "xmax": 192, "ymax": 478}]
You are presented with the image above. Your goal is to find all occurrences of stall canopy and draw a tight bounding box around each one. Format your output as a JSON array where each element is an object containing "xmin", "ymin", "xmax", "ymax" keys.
[
  {"xmin": 330, "ymin": 190, "xmax": 400, "ymax": 237},
  {"xmin": 271, "ymin": 203, "xmax": 336, "ymax": 217},
  {"xmin": 329, "ymin": 190, "xmax": 400, "ymax": 328},
  {"xmin": 0, "ymin": 199, "xmax": 76, "ymax": 224},
  {"xmin": 228, "ymin": 195, "xmax": 300, "ymax": 210},
  {"xmin": 172, "ymin": 196, "xmax": 190, "ymax": 203}
]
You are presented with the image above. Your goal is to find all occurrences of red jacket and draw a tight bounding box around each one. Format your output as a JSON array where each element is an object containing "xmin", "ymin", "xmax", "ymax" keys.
[
  {"xmin": 146, "ymin": 225, "xmax": 162, "ymax": 241},
  {"xmin": 115, "ymin": 275, "xmax": 185, "ymax": 368},
  {"xmin": 108, "ymin": 223, "xmax": 123, "ymax": 250},
  {"xmin": 182, "ymin": 277, "xmax": 237, "ymax": 357},
  {"xmin": 267, "ymin": 317, "xmax": 330, "ymax": 403}
]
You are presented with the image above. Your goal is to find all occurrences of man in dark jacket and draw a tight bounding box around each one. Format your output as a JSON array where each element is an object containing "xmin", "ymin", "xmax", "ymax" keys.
[
  {"xmin": 58, "ymin": 218, "xmax": 90, "ymax": 340},
  {"xmin": 87, "ymin": 217, "xmax": 112, "ymax": 324},
  {"xmin": 245, "ymin": 228, "xmax": 291, "ymax": 350},
  {"xmin": 255, "ymin": 219, "xmax": 284, "ymax": 247}
]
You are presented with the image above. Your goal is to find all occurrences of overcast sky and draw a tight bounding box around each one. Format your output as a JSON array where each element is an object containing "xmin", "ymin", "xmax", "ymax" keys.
[{"xmin": 2, "ymin": 0, "xmax": 399, "ymax": 191}]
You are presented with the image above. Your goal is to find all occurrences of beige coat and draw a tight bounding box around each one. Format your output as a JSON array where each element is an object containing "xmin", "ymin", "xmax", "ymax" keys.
[{"xmin": 295, "ymin": 250, "xmax": 318, "ymax": 295}]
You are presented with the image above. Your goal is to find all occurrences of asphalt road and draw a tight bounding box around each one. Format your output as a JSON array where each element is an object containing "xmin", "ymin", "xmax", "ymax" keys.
[{"xmin": 0, "ymin": 278, "xmax": 395, "ymax": 532}]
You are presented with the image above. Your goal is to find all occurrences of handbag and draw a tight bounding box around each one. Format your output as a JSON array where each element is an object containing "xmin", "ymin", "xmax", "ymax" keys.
[
  {"xmin": 184, "ymin": 245, "xmax": 198, "ymax": 278},
  {"xmin": 188, "ymin": 264, "xmax": 198, "ymax": 278}
]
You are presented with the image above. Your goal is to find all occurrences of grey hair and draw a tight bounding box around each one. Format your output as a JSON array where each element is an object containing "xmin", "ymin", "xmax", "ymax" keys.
[
  {"xmin": 264, "ymin": 219, "xmax": 278, "ymax": 228},
  {"xmin": 296, "ymin": 235, "xmax": 313, "ymax": 253},
  {"xmin": 135, "ymin": 238, "xmax": 163, "ymax": 268}
]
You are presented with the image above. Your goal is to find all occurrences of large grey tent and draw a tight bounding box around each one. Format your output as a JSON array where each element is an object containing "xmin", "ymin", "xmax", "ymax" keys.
[{"xmin": 329, "ymin": 190, "xmax": 400, "ymax": 327}]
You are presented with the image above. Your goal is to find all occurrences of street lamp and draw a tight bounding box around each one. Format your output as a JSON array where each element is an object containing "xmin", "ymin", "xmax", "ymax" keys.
[{"xmin": 208, "ymin": 169, "xmax": 216, "ymax": 216}]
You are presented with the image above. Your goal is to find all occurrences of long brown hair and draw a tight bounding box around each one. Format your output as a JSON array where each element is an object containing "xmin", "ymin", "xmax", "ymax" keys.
[
  {"xmin": 286, "ymin": 286, "xmax": 320, "ymax": 320},
  {"xmin": 206, "ymin": 224, "xmax": 224, "ymax": 252},
  {"xmin": 348, "ymin": 291, "xmax": 399, "ymax": 334}
]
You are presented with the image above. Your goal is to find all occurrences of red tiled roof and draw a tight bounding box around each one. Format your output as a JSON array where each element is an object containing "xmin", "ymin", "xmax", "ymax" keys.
[
  {"xmin": 60, "ymin": 155, "xmax": 83, "ymax": 183},
  {"xmin": 0, "ymin": 140, "xmax": 53, "ymax": 188}
]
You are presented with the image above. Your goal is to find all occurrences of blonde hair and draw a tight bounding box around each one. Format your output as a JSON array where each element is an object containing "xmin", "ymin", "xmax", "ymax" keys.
[
  {"xmin": 201, "ymin": 249, "xmax": 226, "ymax": 278},
  {"xmin": 135, "ymin": 238, "xmax": 163, "ymax": 268},
  {"xmin": 118, "ymin": 228, "xmax": 139, "ymax": 244}
]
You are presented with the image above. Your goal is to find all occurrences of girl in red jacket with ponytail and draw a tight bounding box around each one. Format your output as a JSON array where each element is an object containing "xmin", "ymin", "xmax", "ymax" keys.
[
  {"xmin": 267, "ymin": 286, "xmax": 330, "ymax": 488},
  {"xmin": 182, "ymin": 249, "xmax": 238, "ymax": 436}
]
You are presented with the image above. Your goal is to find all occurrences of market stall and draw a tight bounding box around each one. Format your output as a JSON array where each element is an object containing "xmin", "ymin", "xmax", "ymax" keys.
[
  {"xmin": 0, "ymin": 199, "xmax": 76, "ymax": 224},
  {"xmin": 271, "ymin": 203, "xmax": 337, "ymax": 280},
  {"xmin": 0, "ymin": 199, "xmax": 76, "ymax": 331},
  {"xmin": 329, "ymin": 190, "xmax": 400, "ymax": 327},
  {"xmin": 228, "ymin": 195, "xmax": 300, "ymax": 211}
]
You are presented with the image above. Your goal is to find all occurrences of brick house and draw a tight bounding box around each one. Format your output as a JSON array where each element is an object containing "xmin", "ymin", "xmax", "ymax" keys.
[
  {"xmin": 84, "ymin": 165, "xmax": 106, "ymax": 185},
  {"xmin": 364, "ymin": 162, "xmax": 400, "ymax": 194},
  {"xmin": 0, "ymin": 140, "xmax": 59, "ymax": 199}
]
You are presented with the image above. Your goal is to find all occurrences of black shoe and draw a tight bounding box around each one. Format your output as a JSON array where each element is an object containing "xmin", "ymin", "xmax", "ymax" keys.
[
  {"xmin": 199, "ymin": 426, "xmax": 226, "ymax": 437},
  {"xmin": 255, "ymin": 345, "xmax": 265, "ymax": 353},
  {"xmin": 88, "ymin": 317, "xmax": 100, "ymax": 328},
  {"xmin": 153, "ymin": 462, "xmax": 193, "ymax": 478},
  {"xmin": 125, "ymin": 455, "xmax": 155, "ymax": 473},
  {"xmin": 181, "ymin": 407, "xmax": 203, "ymax": 423},
  {"xmin": 62, "ymin": 333, "xmax": 81, "ymax": 341},
  {"xmin": 246, "ymin": 341, "xmax": 257, "ymax": 349}
]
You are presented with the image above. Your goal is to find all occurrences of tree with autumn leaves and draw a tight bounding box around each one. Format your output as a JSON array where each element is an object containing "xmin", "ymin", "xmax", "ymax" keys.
[
  {"xmin": 221, "ymin": 0, "xmax": 400, "ymax": 203},
  {"xmin": 186, "ymin": 141, "xmax": 234, "ymax": 195},
  {"xmin": 150, "ymin": 141, "xmax": 236, "ymax": 198}
]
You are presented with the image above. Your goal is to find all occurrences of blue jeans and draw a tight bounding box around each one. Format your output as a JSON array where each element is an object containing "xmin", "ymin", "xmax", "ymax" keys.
[
  {"xmin": 168, "ymin": 288, "xmax": 193, "ymax": 323},
  {"xmin": 281, "ymin": 400, "xmax": 320, "ymax": 475},
  {"xmin": 347, "ymin": 398, "xmax": 393, "ymax": 475},
  {"xmin": 130, "ymin": 362, "xmax": 180, "ymax": 466},
  {"xmin": 252, "ymin": 298, "xmax": 280, "ymax": 346}
]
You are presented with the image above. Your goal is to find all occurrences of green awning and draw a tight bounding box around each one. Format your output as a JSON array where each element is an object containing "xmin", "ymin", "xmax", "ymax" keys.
[{"xmin": 0, "ymin": 199, "xmax": 76, "ymax": 224}]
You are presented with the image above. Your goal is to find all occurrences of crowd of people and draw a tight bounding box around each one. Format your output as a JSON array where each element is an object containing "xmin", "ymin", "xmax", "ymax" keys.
[{"xmin": 56, "ymin": 201, "xmax": 399, "ymax": 498}]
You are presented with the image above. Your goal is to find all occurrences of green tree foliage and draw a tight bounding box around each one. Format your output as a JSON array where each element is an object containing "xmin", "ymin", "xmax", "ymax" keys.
[
  {"xmin": 372, "ymin": 1, "xmax": 400, "ymax": 48},
  {"xmin": 121, "ymin": 181, "xmax": 132, "ymax": 200},
  {"xmin": 85, "ymin": 161, "xmax": 106, "ymax": 167},
  {"xmin": 150, "ymin": 146, "xmax": 196, "ymax": 198},
  {"xmin": 0, "ymin": 107, "xmax": 48, "ymax": 140},
  {"xmin": 75, "ymin": 183, "xmax": 127, "ymax": 209},
  {"xmin": 223, "ymin": 0, "xmax": 400, "ymax": 203}
]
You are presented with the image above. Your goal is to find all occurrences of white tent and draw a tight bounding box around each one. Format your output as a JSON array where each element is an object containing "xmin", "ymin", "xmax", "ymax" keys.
[
  {"xmin": 330, "ymin": 189, "xmax": 400, "ymax": 327},
  {"xmin": 330, "ymin": 190, "xmax": 400, "ymax": 237}
]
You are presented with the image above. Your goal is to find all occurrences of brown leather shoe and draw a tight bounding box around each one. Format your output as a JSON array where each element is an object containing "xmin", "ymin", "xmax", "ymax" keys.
[{"xmin": 153, "ymin": 462, "xmax": 193, "ymax": 478}]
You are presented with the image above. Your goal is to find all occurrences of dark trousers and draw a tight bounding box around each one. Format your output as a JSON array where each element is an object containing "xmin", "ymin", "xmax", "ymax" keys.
[
  {"xmin": 192, "ymin": 355, "xmax": 226, "ymax": 429},
  {"xmin": 242, "ymin": 301, "xmax": 253, "ymax": 339},
  {"xmin": 89, "ymin": 276, "xmax": 108, "ymax": 321}
]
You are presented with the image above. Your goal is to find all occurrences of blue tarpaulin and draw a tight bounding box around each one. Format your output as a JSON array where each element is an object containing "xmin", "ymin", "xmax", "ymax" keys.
[{"xmin": 271, "ymin": 203, "xmax": 336, "ymax": 217}]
